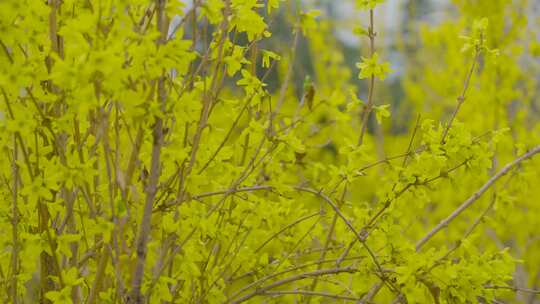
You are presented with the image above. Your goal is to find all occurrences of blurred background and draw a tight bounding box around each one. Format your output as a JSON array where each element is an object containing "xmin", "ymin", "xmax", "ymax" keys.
[{"xmin": 177, "ymin": 0, "xmax": 540, "ymax": 110}]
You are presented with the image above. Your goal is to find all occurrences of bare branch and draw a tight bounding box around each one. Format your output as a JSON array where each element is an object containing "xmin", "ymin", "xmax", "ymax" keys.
[
  {"xmin": 357, "ymin": 9, "xmax": 377, "ymax": 146},
  {"xmin": 262, "ymin": 290, "xmax": 364, "ymax": 301},
  {"xmin": 484, "ymin": 285, "xmax": 540, "ymax": 295},
  {"xmin": 128, "ymin": 1, "xmax": 168, "ymax": 302},
  {"xmin": 229, "ymin": 267, "xmax": 358, "ymax": 304},
  {"xmin": 440, "ymin": 49, "xmax": 480, "ymax": 144}
]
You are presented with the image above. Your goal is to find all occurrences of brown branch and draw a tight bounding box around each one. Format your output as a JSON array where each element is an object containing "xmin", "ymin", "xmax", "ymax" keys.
[
  {"xmin": 357, "ymin": 9, "xmax": 376, "ymax": 146},
  {"xmin": 359, "ymin": 282, "xmax": 383, "ymax": 304},
  {"xmin": 440, "ymin": 48, "xmax": 480, "ymax": 144},
  {"xmin": 194, "ymin": 185, "xmax": 273, "ymax": 200},
  {"xmin": 274, "ymin": 26, "xmax": 300, "ymax": 114},
  {"xmin": 416, "ymin": 145, "xmax": 540, "ymax": 251},
  {"xmin": 229, "ymin": 267, "xmax": 358, "ymax": 304},
  {"xmin": 125, "ymin": 127, "xmax": 144, "ymax": 190},
  {"xmin": 402, "ymin": 114, "xmax": 422, "ymax": 167},
  {"xmin": 262, "ymin": 290, "xmax": 363, "ymax": 301},
  {"xmin": 128, "ymin": 1, "xmax": 168, "ymax": 302},
  {"xmin": 0, "ymin": 39, "xmax": 14, "ymax": 63},
  {"xmin": 165, "ymin": 1, "xmax": 201, "ymax": 42},
  {"xmin": 87, "ymin": 246, "xmax": 110, "ymax": 304},
  {"xmin": 10, "ymin": 136, "xmax": 19, "ymax": 304},
  {"xmin": 484, "ymin": 285, "xmax": 540, "ymax": 295}
]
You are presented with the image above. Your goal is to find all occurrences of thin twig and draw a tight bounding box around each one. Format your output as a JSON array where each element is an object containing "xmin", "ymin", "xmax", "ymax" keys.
[
  {"xmin": 275, "ymin": 26, "xmax": 300, "ymax": 114},
  {"xmin": 440, "ymin": 49, "xmax": 480, "ymax": 144},
  {"xmin": 10, "ymin": 136, "xmax": 19, "ymax": 304},
  {"xmin": 128, "ymin": 1, "xmax": 168, "ymax": 302},
  {"xmin": 402, "ymin": 114, "xmax": 422, "ymax": 167},
  {"xmin": 357, "ymin": 9, "xmax": 377, "ymax": 146},
  {"xmin": 229, "ymin": 267, "xmax": 358, "ymax": 304},
  {"xmin": 484, "ymin": 285, "xmax": 540, "ymax": 294},
  {"xmin": 262, "ymin": 290, "xmax": 363, "ymax": 301}
]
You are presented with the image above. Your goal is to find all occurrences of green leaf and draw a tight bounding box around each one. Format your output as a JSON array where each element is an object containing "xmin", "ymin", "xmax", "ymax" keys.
[
  {"xmin": 267, "ymin": 0, "xmax": 283, "ymax": 14},
  {"xmin": 356, "ymin": 53, "xmax": 392, "ymax": 80},
  {"xmin": 353, "ymin": 26, "xmax": 368, "ymax": 36},
  {"xmin": 373, "ymin": 104, "xmax": 391, "ymax": 124},
  {"xmin": 45, "ymin": 287, "xmax": 72, "ymax": 304},
  {"xmin": 356, "ymin": 0, "xmax": 386, "ymax": 10},
  {"xmin": 62, "ymin": 267, "xmax": 84, "ymax": 286},
  {"xmin": 261, "ymin": 50, "xmax": 281, "ymax": 68}
]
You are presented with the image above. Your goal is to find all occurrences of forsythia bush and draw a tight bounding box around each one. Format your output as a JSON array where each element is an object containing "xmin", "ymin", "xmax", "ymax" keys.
[{"xmin": 1, "ymin": 0, "xmax": 539, "ymax": 303}]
